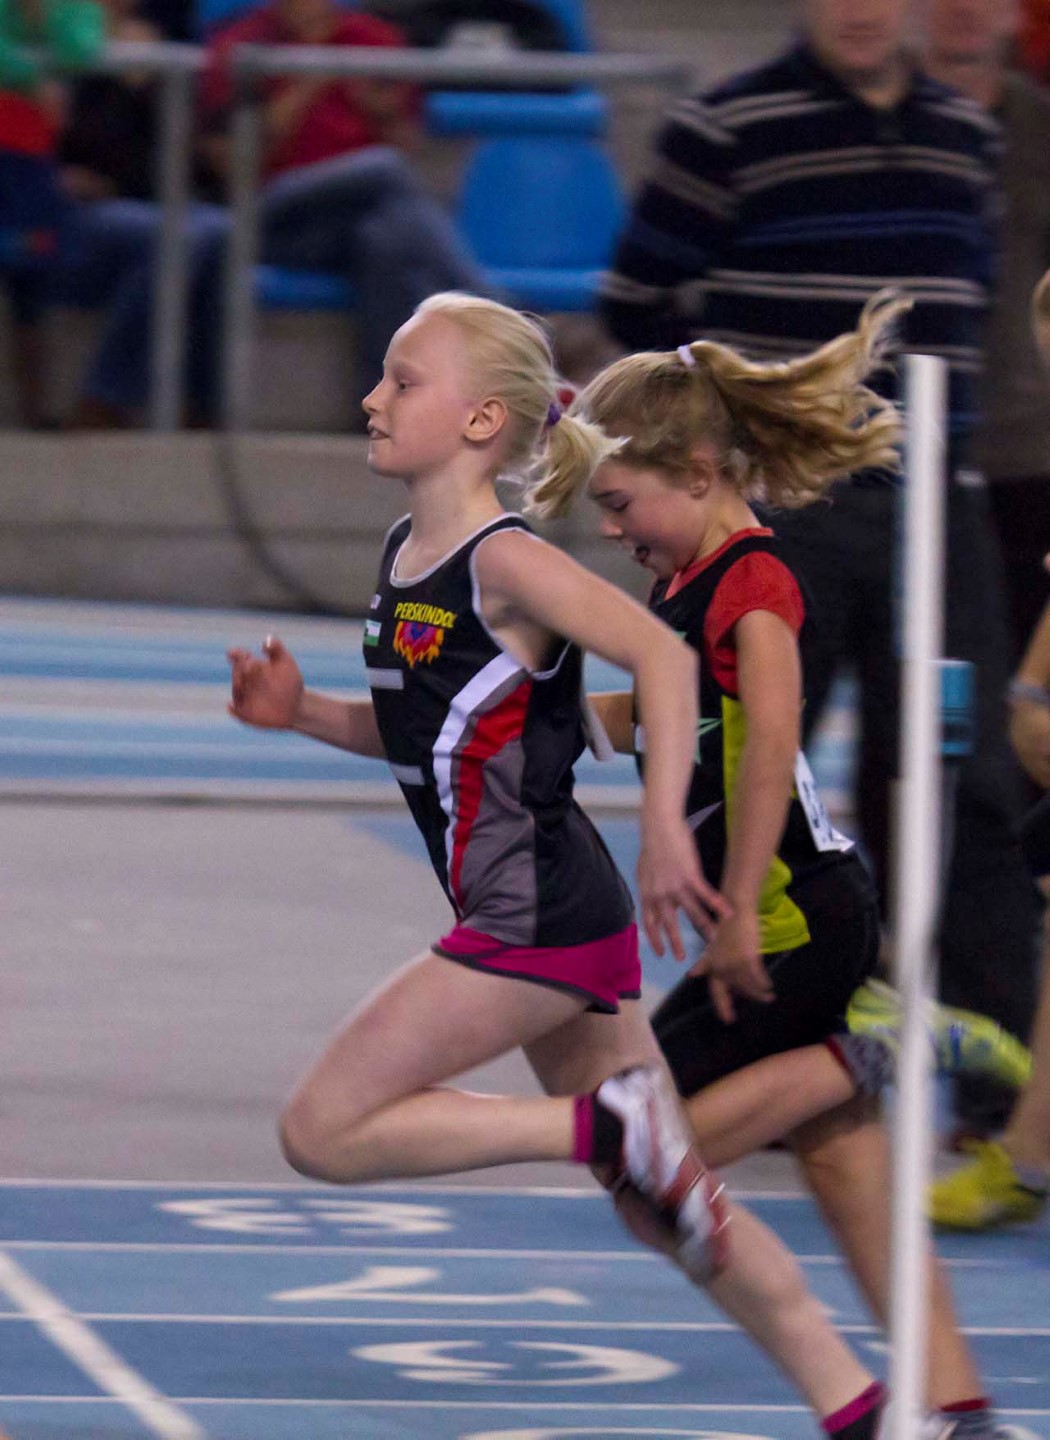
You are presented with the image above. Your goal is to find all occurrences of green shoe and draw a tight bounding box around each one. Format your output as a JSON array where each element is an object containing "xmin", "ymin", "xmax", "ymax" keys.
[
  {"xmin": 929, "ymin": 1140, "xmax": 1048, "ymax": 1231},
  {"xmin": 846, "ymin": 978, "xmax": 1032, "ymax": 1089}
]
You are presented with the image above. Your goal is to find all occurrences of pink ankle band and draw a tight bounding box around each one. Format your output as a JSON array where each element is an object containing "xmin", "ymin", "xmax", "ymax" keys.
[
  {"xmin": 942, "ymin": 1398, "xmax": 990, "ymax": 1414},
  {"xmin": 572, "ymin": 1094, "xmax": 594, "ymax": 1164},
  {"xmin": 823, "ymin": 1381, "xmax": 886, "ymax": 1433}
]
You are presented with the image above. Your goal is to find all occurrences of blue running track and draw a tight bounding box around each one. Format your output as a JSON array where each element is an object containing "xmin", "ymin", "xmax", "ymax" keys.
[
  {"xmin": 0, "ymin": 596, "xmax": 857, "ymax": 808},
  {"xmin": 0, "ymin": 1181, "xmax": 1047, "ymax": 1440}
]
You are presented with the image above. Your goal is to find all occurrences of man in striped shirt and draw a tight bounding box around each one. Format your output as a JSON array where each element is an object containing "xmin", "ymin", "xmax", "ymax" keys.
[
  {"xmin": 601, "ymin": 0, "xmax": 995, "ymax": 435},
  {"xmin": 601, "ymin": 0, "xmax": 1040, "ymax": 1152}
]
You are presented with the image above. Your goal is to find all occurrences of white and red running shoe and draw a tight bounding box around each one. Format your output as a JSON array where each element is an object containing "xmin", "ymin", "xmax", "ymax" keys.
[{"xmin": 596, "ymin": 1062, "xmax": 730, "ymax": 1283}]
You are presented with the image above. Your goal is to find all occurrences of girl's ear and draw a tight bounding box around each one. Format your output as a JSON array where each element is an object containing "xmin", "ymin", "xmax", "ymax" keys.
[
  {"xmin": 685, "ymin": 443, "xmax": 719, "ymax": 497},
  {"xmin": 465, "ymin": 395, "xmax": 509, "ymax": 443}
]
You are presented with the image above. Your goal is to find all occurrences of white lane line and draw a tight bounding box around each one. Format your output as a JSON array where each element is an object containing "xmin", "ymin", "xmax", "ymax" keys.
[
  {"xmin": 0, "ymin": 1250, "xmax": 205, "ymax": 1440},
  {"xmin": 0, "ymin": 1241, "xmax": 803, "ymax": 1261},
  {"xmin": 0, "ymin": 1396, "xmax": 1045, "ymax": 1421},
  {"xmin": 0, "ymin": 1241, "xmax": 1022, "ymax": 1272},
  {"xmin": 4, "ymin": 1314, "xmax": 1049, "ymax": 1337},
  {"xmin": 0, "ymin": 1178, "xmax": 810, "ymax": 1197},
  {"xmin": 0, "ymin": 1395, "xmax": 812, "ymax": 1411}
]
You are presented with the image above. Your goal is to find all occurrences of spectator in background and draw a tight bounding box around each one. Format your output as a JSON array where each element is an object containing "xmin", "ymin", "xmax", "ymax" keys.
[
  {"xmin": 599, "ymin": 0, "xmax": 1042, "ymax": 1146},
  {"xmin": 1019, "ymin": 0, "xmax": 1050, "ymax": 81},
  {"xmin": 67, "ymin": 0, "xmax": 487, "ymax": 428},
  {"xmin": 924, "ymin": 0, "xmax": 1050, "ymax": 657},
  {"xmin": 0, "ymin": 0, "xmax": 103, "ymax": 426},
  {"xmin": 47, "ymin": 0, "xmax": 227, "ymax": 428}
]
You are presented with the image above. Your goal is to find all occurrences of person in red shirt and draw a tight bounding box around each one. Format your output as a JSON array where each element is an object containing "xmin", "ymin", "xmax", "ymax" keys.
[
  {"xmin": 69, "ymin": 0, "xmax": 487, "ymax": 427},
  {"xmin": 198, "ymin": 0, "xmax": 418, "ymax": 178},
  {"xmin": 1019, "ymin": 0, "xmax": 1050, "ymax": 82}
]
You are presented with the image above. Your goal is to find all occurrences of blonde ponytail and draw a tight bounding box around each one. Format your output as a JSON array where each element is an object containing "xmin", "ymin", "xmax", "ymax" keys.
[
  {"xmin": 571, "ymin": 290, "xmax": 911, "ymax": 510},
  {"xmin": 525, "ymin": 411, "xmax": 623, "ymax": 519},
  {"xmin": 688, "ymin": 290, "xmax": 908, "ymax": 506}
]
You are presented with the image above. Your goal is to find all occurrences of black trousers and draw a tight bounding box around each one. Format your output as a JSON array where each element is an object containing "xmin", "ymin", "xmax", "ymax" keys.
[
  {"xmin": 770, "ymin": 478, "xmax": 1042, "ymax": 1129},
  {"xmin": 652, "ymin": 858, "xmax": 880, "ymax": 1098},
  {"xmin": 986, "ymin": 476, "xmax": 1050, "ymax": 663}
]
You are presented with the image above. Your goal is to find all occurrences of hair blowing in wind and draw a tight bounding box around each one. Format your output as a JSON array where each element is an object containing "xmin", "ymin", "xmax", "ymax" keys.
[{"xmin": 526, "ymin": 290, "xmax": 910, "ymax": 519}]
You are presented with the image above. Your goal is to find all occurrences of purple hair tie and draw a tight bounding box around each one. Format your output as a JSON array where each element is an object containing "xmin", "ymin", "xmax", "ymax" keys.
[{"xmin": 546, "ymin": 402, "xmax": 562, "ymax": 429}]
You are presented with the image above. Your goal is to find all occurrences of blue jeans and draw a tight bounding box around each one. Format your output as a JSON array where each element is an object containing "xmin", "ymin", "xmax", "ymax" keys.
[
  {"xmin": 45, "ymin": 196, "xmax": 227, "ymax": 407},
  {"xmin": 0, "ymin": 151, "xmax": 64, "ymax": 324},
  {"xmin": 77, "ymin": 147, "xmax": 486, "ymax": 419}
]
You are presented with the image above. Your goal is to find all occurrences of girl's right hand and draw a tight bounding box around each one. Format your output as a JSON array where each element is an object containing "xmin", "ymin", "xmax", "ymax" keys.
[
  {"xmin": 227, "ymin": 635, "xmax": 304, "ymax": 730},
  {"xmin": 637, "ymin": 814, "xmax": 730, "ymax": 960},
  {"xmin": 690, "ymin": 908, "xmax": 774, "ymax": 1024}
]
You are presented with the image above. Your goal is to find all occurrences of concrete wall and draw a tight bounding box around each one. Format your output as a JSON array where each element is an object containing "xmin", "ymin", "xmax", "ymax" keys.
[{"xmin": 0, "ymin": 432, "xmax": 650, "ymax": 610}]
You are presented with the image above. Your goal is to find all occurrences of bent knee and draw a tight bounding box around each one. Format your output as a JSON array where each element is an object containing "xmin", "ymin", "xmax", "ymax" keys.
[
  {"xmin": 277, "ymin": 1096, "xmax": 353, "ymax": 1181},
  {"xmin": 277, "ymin": 1103, "xmax": 326, "ymax": 1179}
]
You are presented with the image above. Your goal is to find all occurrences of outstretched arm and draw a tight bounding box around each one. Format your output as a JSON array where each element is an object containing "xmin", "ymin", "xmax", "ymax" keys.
[{"xmin": 228, "ymin": 634, "xmax": 385, "ymax": 757}]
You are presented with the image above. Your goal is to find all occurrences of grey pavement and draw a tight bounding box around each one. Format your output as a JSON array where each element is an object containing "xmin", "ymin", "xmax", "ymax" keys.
[{"xmin": 2, "ymin": 798, "xmax": 796, "ymax": 1194}]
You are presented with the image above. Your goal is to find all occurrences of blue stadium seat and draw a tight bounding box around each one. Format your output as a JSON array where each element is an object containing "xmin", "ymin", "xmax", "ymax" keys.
[
  {"xmin": 425, "ymin": 89, "xmax": 607, "ymax": 137},
  {"xmin": 195, "ymin": 0, "xmax": 252, "ymax": 30},
  {"xmin": 191, "ymin": 1, "xmax": 611, "ymax": 313},
  {"xmin": 253, "ymin": 264, "xmax": 356, "ymax": 310},
  {"xmin": 457, "ymin": 135, "xmax": 624, "ymax": 312}
]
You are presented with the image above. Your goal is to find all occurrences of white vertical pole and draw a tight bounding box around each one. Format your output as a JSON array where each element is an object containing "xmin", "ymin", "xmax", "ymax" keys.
[{"xmin": 888, "ymin": 353, "xmax": 948, "ymax": 1440}]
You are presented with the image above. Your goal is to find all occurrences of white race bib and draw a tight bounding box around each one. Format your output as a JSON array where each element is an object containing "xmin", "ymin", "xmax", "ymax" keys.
[{"xmin": 794, "ymin": 751, "xmax": 853, "ymax": 853}]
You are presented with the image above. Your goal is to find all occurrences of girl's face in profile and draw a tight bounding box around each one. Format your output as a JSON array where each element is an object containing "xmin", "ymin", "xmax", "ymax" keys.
[
  {"xmin": 588, "ymin": 459, "xmax": 710, "ymax": 581},
  {"xmin": 362, "ymin": 314, "xmax": 478, "ymax": 482}
]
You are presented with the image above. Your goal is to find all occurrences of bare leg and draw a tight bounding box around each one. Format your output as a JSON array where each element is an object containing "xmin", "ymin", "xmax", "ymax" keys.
[
  {"xmin": 279, "ymin": 951, "xmax": 586, "ymax": 1183},
  {"xmin": 1001, "ymin": 914, "xmax": 1050, "ymax": 1173},
  {"xmin": 792, "ymin": 1094, "xmax": 983, "ymax": 1409},
  {"xmin": 682, "ymin": 1043, "xmax": 856, "ymax": 1166},
  {"xmin": 526, "ymin": 1003, "xmax": 877, "ymax": 1423}
]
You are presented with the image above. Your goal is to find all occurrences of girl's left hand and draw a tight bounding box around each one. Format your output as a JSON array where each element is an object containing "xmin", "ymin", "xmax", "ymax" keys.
[
  {"xmin": 690, "ymin": 910, "xmax": 774, "ymax": 1024},
  {"xmin": 637, "ymin": 817, "xmax": 730, "ymax": 961}
]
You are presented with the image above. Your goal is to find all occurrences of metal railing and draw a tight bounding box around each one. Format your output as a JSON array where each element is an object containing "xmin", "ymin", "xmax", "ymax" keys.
[{"xmin": 45, "ymin": 41, "xmax": 697, "ymax": 430}]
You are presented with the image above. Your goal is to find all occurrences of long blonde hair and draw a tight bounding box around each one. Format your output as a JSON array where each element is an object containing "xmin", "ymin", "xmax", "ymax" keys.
[
  {"xmin": 526, "ymin": 291, "xmax": 910, "ymax": 520},
  {"xmin": 413, "ymin": 292, "xmax": 621, "ymax": 496}
]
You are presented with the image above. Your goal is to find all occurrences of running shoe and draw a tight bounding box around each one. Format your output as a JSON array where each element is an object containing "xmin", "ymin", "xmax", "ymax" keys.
[
  {"xmin": 846, "ymin": 979, "xmax": 1032, "ymax": 1089},
  {"xmin": 596, "ymin": 1063, "xmax": 730, "ymax": 1282},
  {"xmin": 929, "ymin": 1139, "xmax": 1048, "ymax": 1231},
  {"xmin": 889, "ymin": 1413, "xmax": 1042, "ymax": 1439}
]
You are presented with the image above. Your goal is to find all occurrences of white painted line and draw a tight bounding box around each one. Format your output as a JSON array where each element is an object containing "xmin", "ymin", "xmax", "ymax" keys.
[
  {"xmin": 0, "ymin": 1240, "xmax": 1023, "ymax": 1274},
  {"xmin": 0, "ymin": 1178, "xmax": 809, "ymax": 1198},
  {"xmin": 0, "ymin": 1241, "xmax": 693, "ymax": 1259},
  {"xmin": 6, "ymin": 1313, "xmax": 1049, "ymax": 1338},
  {"xmin": 0, "ymin": 1250, "xmax": 205, "ymax": 1440},
  {"xmin": 0, "ymin": 1395, "xmax": 812, "ymax": 1411},
  {"xmin": 5, "ymin": 1314, "xmax": 781, "ymax": 1331}
]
